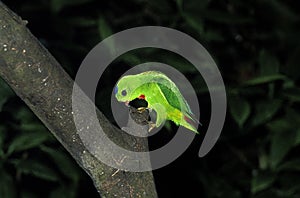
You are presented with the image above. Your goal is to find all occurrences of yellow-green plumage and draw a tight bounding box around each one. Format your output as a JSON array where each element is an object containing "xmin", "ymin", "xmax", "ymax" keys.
[{"xmin": 114, "ymin": 71, "xmax": 199, "ymax": 133}]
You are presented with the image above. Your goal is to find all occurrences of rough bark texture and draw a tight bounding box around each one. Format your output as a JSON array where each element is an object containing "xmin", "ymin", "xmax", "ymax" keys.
[{"xmin": 0, "ymin": 2, "xmax": 157, "ymax": 197}]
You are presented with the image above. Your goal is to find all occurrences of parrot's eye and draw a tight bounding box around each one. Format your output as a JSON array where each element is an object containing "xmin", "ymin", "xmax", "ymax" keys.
[
  {"xmin": 121, "ymin": 90, "xmax": 127, "ymax": 96},
  {"xmin": 114, "ymin": 86, "xmax": 118, "ymax": 95}
]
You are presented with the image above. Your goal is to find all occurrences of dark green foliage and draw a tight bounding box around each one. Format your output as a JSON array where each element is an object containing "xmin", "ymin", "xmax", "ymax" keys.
[
  {"xmin": 1, "ymin": 0, "xmax": 300, "ymax": 197},
  {"xmin": 0, "ymin": 99, "xmax": 97, "ymax": 197},
  {"xmin": 0, "ymin": 78, "xmax": 14, "ymax": 111}
]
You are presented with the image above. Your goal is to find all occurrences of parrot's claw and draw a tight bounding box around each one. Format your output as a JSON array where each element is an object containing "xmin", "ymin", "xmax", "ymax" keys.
[
  {"xmin": 137, "ymin": 107, "xmax": 151, "ymax": 113},
  {"xmin": 137, "ymin": 107, "xmax": 146, "ymax": 112},
  {"xmin": 148, "ymin": 122, "xmax": 156, "ymax": 132}
]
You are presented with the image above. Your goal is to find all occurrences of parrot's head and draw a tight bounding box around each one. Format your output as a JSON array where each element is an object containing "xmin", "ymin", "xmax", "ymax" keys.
[{"xmin": 114, "ymin": 75, "xmax": 140, "ymax": 106}]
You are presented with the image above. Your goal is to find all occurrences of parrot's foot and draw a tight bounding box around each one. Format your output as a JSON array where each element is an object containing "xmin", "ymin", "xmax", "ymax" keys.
[
  {"xmin": 137, "ymin": 107, "xmax": 151, "ymax": 113},
  {"xmin": 148, "ymin": 122, "xmax": 156, "ymax": 132}
]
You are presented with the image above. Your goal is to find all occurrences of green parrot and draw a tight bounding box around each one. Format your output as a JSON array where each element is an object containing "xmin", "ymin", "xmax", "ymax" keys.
[{"xmin": 114, "ymin": 71, "xmax": 199, "ymax": 133}]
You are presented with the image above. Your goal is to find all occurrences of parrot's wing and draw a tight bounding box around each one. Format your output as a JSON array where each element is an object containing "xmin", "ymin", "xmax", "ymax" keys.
[{"xmin": 140, "ymin": 71, "xmax": 193, "ymax": 115}]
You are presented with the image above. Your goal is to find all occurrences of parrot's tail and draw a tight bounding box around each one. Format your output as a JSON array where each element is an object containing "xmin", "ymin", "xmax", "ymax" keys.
[
  {"xmin": 182, "ymin": 114, "xmax": 199, "ymax": 134},
  {"xmin": 167, "ymin": 107, "xmax": 200, "ymax": 134}
]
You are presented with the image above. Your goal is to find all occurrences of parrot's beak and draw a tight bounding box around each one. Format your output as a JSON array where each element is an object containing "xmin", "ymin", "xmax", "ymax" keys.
[{"xmin": 125, "ymin": 101, "xmax": 130, "ymax": 107}]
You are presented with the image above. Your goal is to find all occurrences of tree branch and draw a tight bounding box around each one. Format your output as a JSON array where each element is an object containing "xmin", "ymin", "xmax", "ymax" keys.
[{"xmin": 0, "ymin": 2, "xmax": 157, "ymax": 197}]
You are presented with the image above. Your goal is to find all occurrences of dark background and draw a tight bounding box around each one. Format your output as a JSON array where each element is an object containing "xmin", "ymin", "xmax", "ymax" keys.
[{"xmin": 1, "ymin": 0, "xmax": 300, "ymax": 197}]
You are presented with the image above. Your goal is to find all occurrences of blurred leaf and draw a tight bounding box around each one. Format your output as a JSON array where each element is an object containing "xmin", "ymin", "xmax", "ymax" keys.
[
  {"xmin": 270, "ymin": 129, "xmax": 295, "ymax": 170},
  {"xmin": 259, "ymin": 50, "xmax": 279, "ymax": 75},
  {"xmin": 229, "ymin": 95, "xmax": 251, "ymax": 128},
  {"xmin": 276, "ymin": 174, "xmax": 300, "ymax": 197},
  {"xmin": 183, "ymin": 13, "xmax": 204, "ymax": 35},
  {"xmin": 20, "ymin": 123, "xmax": 49, "ymax": 133},
  {"xmin": 282, "ymin": 78, "xmax": 295, "ymax": 89},
  {"xmin": 50, "ymin": 0, "xmax": 93, "ymax": 13},
  {"xmin": 7, "ymin": 131, "xmax": 50, "ymax": 155},
  {"xmin": 65, "ymin": 17, "xmax": 97, "ymax": 27},
  {"xmin": 266, "ymin": 118, "xmax": 290, "ymax": 133},
  {"xmin": 251, "ymin": 99, "xmax": 281, "ymax": 127},
  {"xmin": 251, "ymin": 171, "xmax": 276, "ymax": 194},
  {"xmin": 98, "ymin": 17, "xmax": 113, "ymax": 39},
  {"xmin": 40, "ymin": 145, "xmax": 80, "ymax": 182},
  {"xmin": 238, "ymin": 86, "xmax": 266, "ymax": 96},
  {"xmin": 122, "ymin": 54, "xmax": 142, "ymax": 66},
  {"xmin": 283, "ymin": 87, "xmax": 300, "ymax": 102},
  {"xmin": 0, "ymin": 77, "xmax": 14, "ymax": 111},
  {"xmin": 174, "ymin": 0, "xmax": 183, "ymax": 11},
  {"xmin": 252, "ymin": 189, "xmax": 279, "ymax": 198},
  {"xmin": 98, "ymin": 17, "xmax": 115, "ymax": 56},
  {"xmin": 243, "ymin": 74, "xmax": 286, "ymax": 86},
  {"xmin": 0, "ymin": 169, "xmax": 16, "ymax": 198},
  {"xmin": 278, "ymin": 159, "xmax": 300, "ymax": 172},
  {"xmin": 15, "ymin": 107, "xmax": 36, "ymax": 124},
  {"xmin": 14, "ymin": 159, "xmax": 59, "ymax": 182},
  {"xmin": 182, "ymin": 0, "xmax": 208, "ymax": 34},
  {"xmin": 203, "ymin": 29, "xmax": 224, "ymax": 41},
  {"xmin": 258, "ymin": 148, "xmax": 268, "ymax": 170},
  {"xmin": 267, "ymin": 118, "xmax": 297, "ymax": 169}
]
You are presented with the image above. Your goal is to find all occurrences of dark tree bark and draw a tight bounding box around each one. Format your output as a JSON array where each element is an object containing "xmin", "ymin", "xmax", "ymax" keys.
[{"xmin": 0, "ymin": 2, "xmax": 157, "ymax": 197}]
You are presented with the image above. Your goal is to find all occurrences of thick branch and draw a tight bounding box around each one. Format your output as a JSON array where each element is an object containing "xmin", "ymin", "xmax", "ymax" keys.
[{"xmin": 0, "ymin": 2, "xmax": 157, "ymax": 197}]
